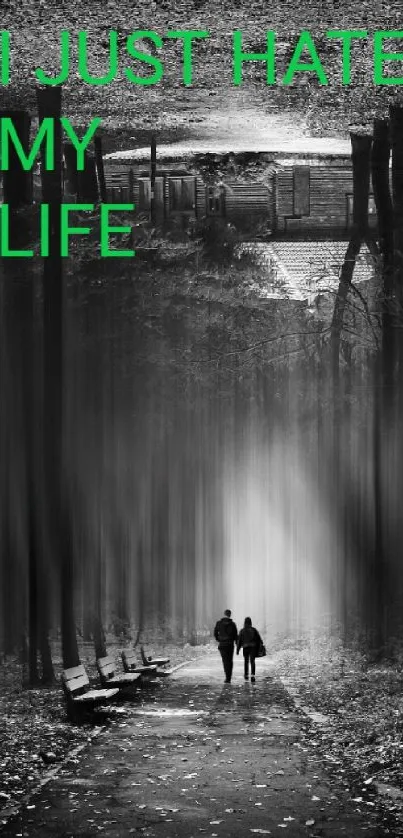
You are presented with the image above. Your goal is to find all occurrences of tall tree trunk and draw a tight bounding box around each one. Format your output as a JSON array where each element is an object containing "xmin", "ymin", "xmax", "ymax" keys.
[
  {"xmin": 92, "ymin": 554, "xmax": 107, "ymax": 660},
  {"xmin": 27, "ymin": 484, "xmax": 39, "ymax": 684},
  {"xmin": 390, "ymin": 106, "xmax": 403, "ymax": 266},
  {"xmin": 331, "ymin": 133, "xmax": 372, "ymax": 640},
  {"xmin": 77, "ymin": 151, "xmax": 99, "ymax": 202},
  {"xmin": 352, "ymin": 133, "xmax": 373, "ymax": 234},
  {"xmin": 370, "ymin": 105, "xmax": 403, "ymax": 653},
  {"xmin": 371, "ymin": 118, "xmax": 393, "ymax": 265},
  {"xmin": 37, "ymin": 86, "xmax": 80, "ymax": 670},
  {"xmin": 150, "ymin": 135, "xmax": 157, "ymax": 224},
  {"xmin": 5, "ymin": 185, "xmax": 41, "ymax": 684},
  {"xmin": 0, "ymin": 109, "xmax": 33, "ymax": 207},
  {"xmin": 132, "ymin": 535, "xmax": 145, "ymax": 648},
  {"xmin": 0, "ymin": 282, "xmax": 17, "ymax": 655},
  {"xmin": 1, "ymin": 109, "xmax": 37, "ymax": 681},
  {"xmin": 63, "ymin": 142, "xmax": 79, "ymax": 199},
  {"xmin": 1, "ymin": 502, "xmax": 17, "ymax": 655},
  {"xmin": 91, "ymin": 521, "xmax": 106, "ymax": 661},
  {"xmin": 94, "ymin": 136, "xmax": 107, "ymax": 203},
  {"xmin": 331, "ymin": 133, "xmax": 373, "ymax": 382}
]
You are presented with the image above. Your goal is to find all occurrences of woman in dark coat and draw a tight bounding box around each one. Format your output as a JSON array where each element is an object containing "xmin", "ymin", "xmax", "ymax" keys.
[{"xmin": 236, "ymin": 617, "xmax": 262, "ymax": 683}]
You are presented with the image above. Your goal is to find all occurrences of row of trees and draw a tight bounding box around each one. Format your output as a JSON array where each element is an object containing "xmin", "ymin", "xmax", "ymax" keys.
[
  {"xmin": 330, "ymin": 107, "xmax": 403, "ymax": 653},
  {"xmin": 0, "ymin": 88, "xmax": 112, "ymax": 683},
  {"xmin": 0, "ymin": 90, "xmax": 223, "ymax": 682},
  {"xmin": 2, "ymin": 96, "xmax": 403, "ymax": 684}
]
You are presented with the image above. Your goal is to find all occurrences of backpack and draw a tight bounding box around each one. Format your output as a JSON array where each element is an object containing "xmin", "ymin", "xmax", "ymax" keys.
[
  {"xmin": 218, "ymin": 619, "xmax": 233, "ymax": 643},
  {"xmin": 243, "ymin": 625, "xmax": 255, "ymax": 646}
]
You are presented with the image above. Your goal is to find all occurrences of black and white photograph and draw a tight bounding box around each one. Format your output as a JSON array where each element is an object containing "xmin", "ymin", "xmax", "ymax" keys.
[{"xmin": 1, "ymin": 2, "xmax": 403, "ymax": 836}]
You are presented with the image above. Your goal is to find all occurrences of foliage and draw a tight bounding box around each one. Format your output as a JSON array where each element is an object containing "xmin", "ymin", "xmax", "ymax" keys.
[{"xmin": 196, "ymin": 217, "xmax": 239, "ymax": 263}]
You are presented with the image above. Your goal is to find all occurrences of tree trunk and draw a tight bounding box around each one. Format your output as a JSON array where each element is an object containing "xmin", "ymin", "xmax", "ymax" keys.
[
  {"xmin": 82, "ymin": 570, "xmax": 93, "ymax": 642},
  {"xmin": 92, "ymin": 606, "xmax": 106, "ymax": 661},
  {"xmin": 0, "ymin": 307, "xmax": 18, "ymax": 655},
  {"xmin": 94, "ymin": 136, "xmax": 107, "ymax": 203},
  {"xmin": 132, "ymin": 535, "xmax": 145, "ymax": 648},
  {"xmin": 39, "ymin": 615, "xmax": 55, "ymax": 684},
  {"xmin": 92, "ymin": 511, "xmax": 106, "ymax": 661},
  {"xmin": 27, "ymin": 490, "xmax": 39, "ymax": 684},
  {"xmin": 150, "ymin": 135, "xmax": 157, "ymax": 224},
  {"xmin": 331, "ymin": 133, "xmax": 372, "ymax": 640},
  {"xmin": 5, "ymin": 183, "xmax": 41, "ymax": 684},
  {"xmin": 14, "ymin": 263, "xmax": 40, "ymax": 686},
  {"xmin": 371, "ymin": 118, "xmax": 393, "ymax": 265},
  {"xmin": 77, "ymin": 151, "xmax": 99, "ymax": 202},
  {"xmin": 63, "ymin": 142, "xmax": 79, "ymax": 199},
  {"xmin": 390, "ymin": 106, "xmax": 403, "ymax": 266},
  {"xmin": 351, "ymin": 134, "xmax": 373, "ymax": 234},
  {"xmin": 331, "ymin": 133, "xmax": 372, "ymax": 382},
  {"xmin": 331, "ymin": 233, "xmax": 362, "ymax": 382},
  {"xmin": 370, "ymin": 105, "xmax": 403, "ymax": 653},
  {"xmin": 37, "ymin": 86, "xmax": 80, "ymax": 670},
  {"xmin": 0, "ymin": 109, "xmax": 33, "ymax": 207},
  {"xmin": 1, "ymin": 505, "xmax": 17, "ymax": 655}
]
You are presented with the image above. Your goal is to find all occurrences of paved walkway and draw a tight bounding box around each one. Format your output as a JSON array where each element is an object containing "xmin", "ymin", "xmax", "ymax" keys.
[{"xmin": 0, "ymin": 654, "xmax": 386, "ymax": 837}]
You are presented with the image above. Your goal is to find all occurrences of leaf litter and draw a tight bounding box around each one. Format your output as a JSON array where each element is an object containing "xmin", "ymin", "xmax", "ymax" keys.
[
  {"xmin": 0, "ymin": 639, "xmax": 206, "ymax": 821},
  {"xmin": 272, "ymin": 630, "xmax": 403, "ymax": 835},
  {"xmin": 2, "ymin": 633, "xmax": 403, "ymax": 835}
]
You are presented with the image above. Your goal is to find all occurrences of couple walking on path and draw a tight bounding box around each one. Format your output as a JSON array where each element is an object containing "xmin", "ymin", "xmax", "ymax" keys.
[{"xmin": 214, "ymin": 609, "xmax": 264, "ymax": 684}]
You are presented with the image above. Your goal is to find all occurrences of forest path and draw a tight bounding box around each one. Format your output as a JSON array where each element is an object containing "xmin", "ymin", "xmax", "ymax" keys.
[{"xmin": 0, "ymin": 653, "xmax": 384, "ymax": 837}]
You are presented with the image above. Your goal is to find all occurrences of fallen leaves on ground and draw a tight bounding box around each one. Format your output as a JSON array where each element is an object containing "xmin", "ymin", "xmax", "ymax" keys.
[
  {"xmin": 0, "ymin": 637, "xmax": 206, "ymax": 821},
  {"xmin": 272, "ymin": 633, "xmax": 403, "ymax": 834}
]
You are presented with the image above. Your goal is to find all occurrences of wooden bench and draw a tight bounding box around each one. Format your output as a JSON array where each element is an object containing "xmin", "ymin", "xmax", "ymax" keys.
[
  {"xmin": 121, "ymin": 649, "xmax": 158, "ymax": 678},
  {"xmin": 97, "ymin": 654, "xmax": 141, "ymax": 690},
  {"xmin": 140, "ymin": 645, "xmax": 170, "ymax": 667},
  {"xmin": 61, "ymin": 665, "xmax": 119, "ymax": 719}
]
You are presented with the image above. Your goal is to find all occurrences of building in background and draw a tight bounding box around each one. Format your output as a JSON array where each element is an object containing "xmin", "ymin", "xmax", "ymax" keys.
[{"xmin": 102, "ymin": 152, "xmax": 378, "ymax": 235}]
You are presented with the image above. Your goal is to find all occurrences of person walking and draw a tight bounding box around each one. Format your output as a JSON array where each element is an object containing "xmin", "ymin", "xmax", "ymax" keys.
[
  {"xmin": 237, "ymin": 617, "xmax": 263, "ymax": 683},
  {"xmin": 214, "ymin": 609, "xmax": 238, "ymax": 683}
]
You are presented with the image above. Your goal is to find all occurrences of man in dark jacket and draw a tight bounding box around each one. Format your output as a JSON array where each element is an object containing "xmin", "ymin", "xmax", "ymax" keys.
[{"xmin": 214, "ymin": 609, "xmax": 238, "ymax": 683}]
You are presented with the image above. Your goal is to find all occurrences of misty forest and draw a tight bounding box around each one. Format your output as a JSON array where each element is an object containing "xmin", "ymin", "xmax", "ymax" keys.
[{"xmin": 2, "ymin": 2, "xmax": 403, "ymax": 837}]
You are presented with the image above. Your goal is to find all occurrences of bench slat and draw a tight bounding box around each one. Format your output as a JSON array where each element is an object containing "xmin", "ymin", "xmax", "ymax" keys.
[
  {"xmin": 74, "ymin": 687, "xmax": 119, "ymax": 703},
  {"xmin": 63, "ymin": 674, "xmax": 89, "ymax": 693},
  {"xmin": 97, "ymin": 655, "xmax": 114, "ymax": 668},
  {"xmin": 63, "ymin": 665, "xmax": 88, "ymax": 681},
  {"xmin": 107, "ymin": 673, "xmax": 141, "ymax": 686}
]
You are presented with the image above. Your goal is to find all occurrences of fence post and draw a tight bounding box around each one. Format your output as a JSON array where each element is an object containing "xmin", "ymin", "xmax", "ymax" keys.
[{"xmin": 94, "ymin": 135, "xmax": 107, "ymax": 202}]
